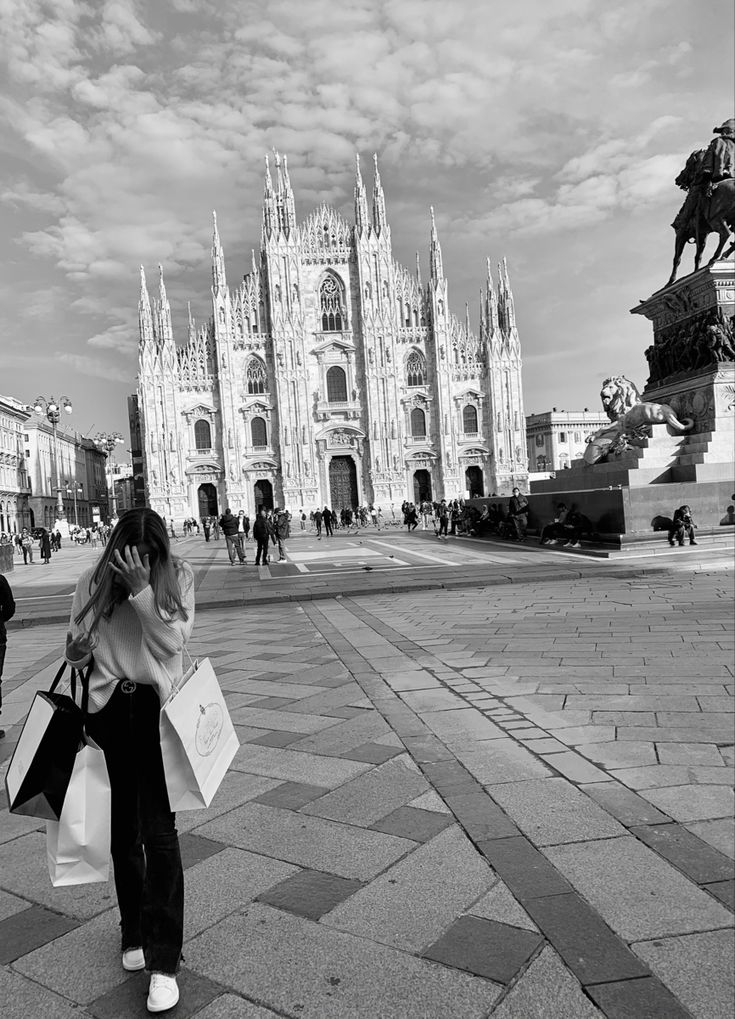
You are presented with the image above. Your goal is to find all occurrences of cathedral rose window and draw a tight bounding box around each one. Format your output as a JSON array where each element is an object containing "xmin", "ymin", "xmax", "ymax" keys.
[
  {"xmin": 406, "ymin": 350, "xmax": 426, "ymax": 388},
  {"xmin": 326, "ymin": 366, "xmax": 348, "ymax": 403},
  {"xmin": 320, "ymin": 274, "xmax": 346, "ymax": 331},
  {"xmin": 246, "ymin": 357, "xmax": 266, "ymax": 395}
]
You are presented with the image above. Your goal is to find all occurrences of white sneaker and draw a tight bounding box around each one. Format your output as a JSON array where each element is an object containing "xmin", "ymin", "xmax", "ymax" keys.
[
  {"xmin": 570, "ymin": 541, "xmax": 581, "ymax": 548},
  {"xmin": 122, "ymin": 947, "xmax": 145, "ymax": 971},
  {"xmin": 147, "ymin": 973, "xmax": 179, "ymax": 1013}
]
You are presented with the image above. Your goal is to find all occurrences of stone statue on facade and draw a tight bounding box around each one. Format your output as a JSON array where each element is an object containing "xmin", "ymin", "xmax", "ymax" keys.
[
  {"xmin": 584, "ymin": 376, "xmax": 694, "ymax": 465},
  {"xmin": 668, "ymin": 118, "xmax": 735, "ymax": 285}
]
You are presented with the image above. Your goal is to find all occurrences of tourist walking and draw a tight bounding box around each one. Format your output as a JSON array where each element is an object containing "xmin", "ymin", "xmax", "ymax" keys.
[
  {"xmin": 0, "ymin": 571, "xmax": 15, "ymax": 740},
  {"xmin": 508, "ymin": 487, "xmax": 529, "ymax": 540},
  {"xmin": 323, "ymin": 507, "xmax": 334, "ymax": 537},
  {"xmin": 274, "ymin": 509, "xmax": 289, "ymax": 561},
  {"xmin": 219, "ymin": 509, "xmax": 246, "ymax": 565},
  {"xmin": 314, "ymin": 508, "xmax": 323, "ymax": 538},
  {"xmin": 65, "ymin": 508, "xmax": 195, "ymax": 1014},
  {"xmin": 20, "ymin": 528, "xmax": 34, "ymax": 564},
  {"xmin": 253, "ymin": 507, "xmax": 270, "ymax": 565},
  {"xmin": 40, "ymin": 529, "xmax": 52, "ymax": 564}
]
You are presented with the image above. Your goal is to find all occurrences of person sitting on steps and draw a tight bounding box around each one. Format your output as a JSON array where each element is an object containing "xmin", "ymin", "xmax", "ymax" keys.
[{"xmin": 668, "ymin": 505, "xmax": 697, "ymax": 546}]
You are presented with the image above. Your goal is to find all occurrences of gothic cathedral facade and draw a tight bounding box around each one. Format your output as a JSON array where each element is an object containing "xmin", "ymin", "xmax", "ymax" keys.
[{"xmin": 136, "ymin": 154, "xmax": 528, "ymax": 521}]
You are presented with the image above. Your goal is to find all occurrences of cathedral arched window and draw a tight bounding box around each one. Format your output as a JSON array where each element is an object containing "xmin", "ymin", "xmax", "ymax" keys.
[
  {"xmin": 251, "ymin": 416, "xmax": 267, "ymax": 448},
  {"xmin": 410, "ymin": 407, "xmax": 427, "ymax": 438},
  {"xmin": 326, "ymin": 366, "xmax": 348, "ymax": 403},
  {"xmin": 320, "ymin": 274, "xmax": 346, "ymax": 331},
  {"xmin": 463, "ymin": 405, "xmax": 478, "ymax": 434},
  {"xmin": 246, "ymin": 357, "xmax": 266, "ymax": 395},
  {"xmin": 406, "ymin": 350, "xmax": 426, "ymax": 388},
  {"xmin": 194, "ymin": 419, "xmax": 211, "ymax": 451}
]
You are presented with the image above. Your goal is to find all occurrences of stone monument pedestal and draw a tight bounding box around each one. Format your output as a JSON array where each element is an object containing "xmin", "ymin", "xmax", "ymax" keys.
[{"xmin": 528, "ymin": 260, "xmax": 734, "ymax": 546}]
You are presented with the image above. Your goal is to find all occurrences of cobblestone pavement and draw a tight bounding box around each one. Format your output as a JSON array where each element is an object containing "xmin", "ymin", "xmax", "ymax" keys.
[{"xmin": 0, "ymin": 566, "xmax": 732, "ymax": 1017}]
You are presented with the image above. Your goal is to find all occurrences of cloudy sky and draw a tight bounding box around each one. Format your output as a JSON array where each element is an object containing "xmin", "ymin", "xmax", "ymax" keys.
[{"xmin": 1, "ymin": 0, "xmax": 732, "ymax": 439}]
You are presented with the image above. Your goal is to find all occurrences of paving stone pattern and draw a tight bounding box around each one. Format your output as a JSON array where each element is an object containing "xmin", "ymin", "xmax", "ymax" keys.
[{"xmin": 0, "ymin": 571, "xmax": 732, "ymax": 1018}]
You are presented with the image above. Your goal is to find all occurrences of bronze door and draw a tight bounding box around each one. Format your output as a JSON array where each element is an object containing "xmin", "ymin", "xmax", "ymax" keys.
[{"xmin": 329, "ymin": 456, "xmax": 358, "ymax": 511}]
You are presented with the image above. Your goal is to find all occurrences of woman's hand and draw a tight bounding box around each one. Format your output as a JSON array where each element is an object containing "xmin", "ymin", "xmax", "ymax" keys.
[
  {"xmin": 66, "ymin": 629, "xmax": 97, "ymax": 665},
  {"xmin": 110, "ymin": 545, "xmax": 151, "ymax": 597}
]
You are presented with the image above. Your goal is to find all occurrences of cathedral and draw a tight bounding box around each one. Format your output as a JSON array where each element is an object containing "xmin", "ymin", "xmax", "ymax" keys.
[{"xmin": 135, "ymin": 154, "xmax": 528, "ymax": 521}]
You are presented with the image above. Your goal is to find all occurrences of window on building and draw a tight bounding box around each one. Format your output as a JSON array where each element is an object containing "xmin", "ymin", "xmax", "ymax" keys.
[
  {"xmin": 410, "ymin": 407, "xmax": 427, "ymax": 437},
  {"xmin": 406, "ymin": 350, "xmax": 426, "ymax": 387},
  {"xmin": 246, "ymin": 357, "xmax": 266, "ymax": 395},
  {"xmin": 194, "ymin": 419, "xmax": 211, "ymax": 450},
  {"xmin": 535, "ymin": 434, "xmax": 544, "ymax": 447},
  {"xmin": 320, "ymin": 274, "xmax": 346, "ymax": 331},
  {"xmin": 326, "ymin": 366, "xmax": 348, "ymax": 403},
  {"xmin": 559, "ymin": 431, "xmax": 567, "ymax": 443},
  {"xmin": 536, "ymin": 455, "xmax": 547, "ymax": 470},
  {"xmin": 573, "ymin": 431, "xmax": 581, "ymax": 443},
  {"xmin": 462, "ymin": 404, "xmax": 478, "ymax": 434},
  {"xmin": 251, "ymin": 416, "xmax": 267, "ymax": 447}
]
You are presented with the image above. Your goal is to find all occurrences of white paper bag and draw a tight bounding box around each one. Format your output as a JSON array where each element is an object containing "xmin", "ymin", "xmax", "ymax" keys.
[
  {"xmin": 160, "ymin": 657, "xmax": 239, "ymax": 811},
  {"xmin": 46, "ymin": 737, "xmax": 111, "ymax": 886}
]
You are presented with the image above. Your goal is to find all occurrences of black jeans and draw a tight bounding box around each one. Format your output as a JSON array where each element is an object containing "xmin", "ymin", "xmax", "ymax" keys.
[
  {"xmin": 86, "ymin": 682, "xmax": 183, "ymax": 975},
  {"xmin": 255, "ymin": 538, "xmax": 269, "ymax": 564}
]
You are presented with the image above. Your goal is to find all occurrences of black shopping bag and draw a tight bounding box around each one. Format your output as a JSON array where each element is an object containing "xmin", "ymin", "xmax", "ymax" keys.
[{"xmin": 5, "ymin": 661, "xmax": 90, "ymax": 820}]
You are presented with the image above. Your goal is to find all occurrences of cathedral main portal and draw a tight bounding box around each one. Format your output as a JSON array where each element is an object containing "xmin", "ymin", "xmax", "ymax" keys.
[
  {"xmin": 197, "ymin": 483, "xmax": 218, "ymax": 518},
  {"xmin": 329, "ymin": 456, "xmax": 358, "ymax": 511}
]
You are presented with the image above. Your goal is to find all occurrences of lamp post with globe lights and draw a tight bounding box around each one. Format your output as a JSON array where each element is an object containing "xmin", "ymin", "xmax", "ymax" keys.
[
  {"xmin": 33, "ymin": 395, "xmax": 72, "ymax": 520},
  {"xmin": 65, "ymin": 480, "xmax": 84, "ymax": 528},
  {"xmin": 95, "ymin": 432, "xmax": 125, "ymax": 522}
]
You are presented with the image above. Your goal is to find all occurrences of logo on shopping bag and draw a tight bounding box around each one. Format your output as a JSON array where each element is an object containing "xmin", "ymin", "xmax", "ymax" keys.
[{"xmin": 195, "ymin": 703, "xmax": 224, "ymax": 757}]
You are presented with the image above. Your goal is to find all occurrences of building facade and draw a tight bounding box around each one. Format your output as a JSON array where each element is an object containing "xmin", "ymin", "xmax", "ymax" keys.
[
  {"xmin": 136, "ymin": 155, "xmax": 528, "ymax": 520},
  {"xmin": 0, "ymin": 395, "xmax": 31, "ymax": 534},
  {"xmin": 23, "ymin": 419, "xmax": 109, "ymax": 530},
  {"xmin": 526, "ymin": 408, "xmax": 610, "ymax": 472}
]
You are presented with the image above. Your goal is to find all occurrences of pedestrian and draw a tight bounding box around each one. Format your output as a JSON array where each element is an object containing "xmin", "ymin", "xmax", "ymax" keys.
[
  {"xmin": 274, "ymin": 509, "xmax": 289, "ymax": 561},
  {"xmin": 0, "ymin": 570, "xmax": 16, "ymax": 740},
  {"xmin": 300, "ymin": 510, "xmax": 306, "ymax": 531},
  {"xmin": 314, "ymin": 508, "xmax": 323, "ymax": 538},
  {"xmin": 40, "ymin": 529, "xmax": 52, "ymax": 564},
  {"xmin": 202, "ymin": 517, "xmax": 211, "ymax": 542},
  {"xmin": 436, "ymin": 499, "xmax": 449, "ymax": 539},
  {"xmin": 219, "ymin": 508, "xmax": 246, "ymax": 565},
  {"xmin": 323, "ymin": 506, "xmax": 333, "ymax": 537},
  {"xmin": 65, "ymin": 507, "xmax": 194, "ymax": 1014},
  {"xmin": 20, "ymin": 527, "xmax": 34, "ymax": 564},
  {"xmin": 253, "ymin": 507, "xmax": 270, "ymax": 565},
  {"xmin": 212, "ymin": 516, "xmax": 221, "ymax": 540},
  {"xmin": 508, "ymin": 487, "xmax": 529, "ymax": 540}
]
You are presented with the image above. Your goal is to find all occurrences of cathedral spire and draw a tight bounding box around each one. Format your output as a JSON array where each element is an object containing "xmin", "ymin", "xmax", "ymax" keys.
[
  {"xmin": 187, "ymin": 301, "xmax": 195, "ymax": 343},
  {"xmin": 157, "ymin": 263, "xmax": 173, "ymax": 343},
  {"xmin": 372, "ymin": 153, "xmax": 387, "ymax": 236},
  {"xmin": 262, "ymin": 153, "xmax": 276, "ymax": 239},
  {"xmin": 354, "ymin": 153, "xmax": 369, "ymax": 236},
  {"xmin": 139, "ymin": 265, "xmax": 154, "ymax": 346},
  {"xmin": 501, "ymin": 257, "xmax": 517, "ymax": 335},
  {"xmin": 211, "ymin": 210, "xmax": 227, "ymax": 293},
  {"xmin": 429, "ymin": 206, "xmax": 444, "ymax": 284},
  {"xmin": 272, "ymin": 149, "xmax": 296, "ymax": 237},
  {"xmin": 416, "ymin": 251, "xmax": 422, "ymax": 288},
  {"xmin": 485, "ymin": 257, "xmax": 499, "ymax": 337}
]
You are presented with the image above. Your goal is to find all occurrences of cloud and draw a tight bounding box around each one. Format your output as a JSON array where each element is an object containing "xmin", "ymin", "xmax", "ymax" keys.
[
  {"xmin": 57, "ymin": 352, "xmax": 131, "ymax": 382},
  {"xmin": 0, "ymin": 0, "xmax": 730, "ymax": 437}
]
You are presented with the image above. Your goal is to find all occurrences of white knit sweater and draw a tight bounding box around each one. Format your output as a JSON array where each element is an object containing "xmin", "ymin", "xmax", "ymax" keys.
[{"xmin": 66, "ymin": 563, "xmax": 196, "ymax": 712}]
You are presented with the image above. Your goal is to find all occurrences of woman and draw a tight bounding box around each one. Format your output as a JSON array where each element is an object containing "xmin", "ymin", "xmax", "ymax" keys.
[
  {"xmin": 65, "ymin": 508, "xmax": 195, "ymax": 1014},
  {"xmin": 40, "ymin": 528, "xmax": 52, "ymax": 564}
]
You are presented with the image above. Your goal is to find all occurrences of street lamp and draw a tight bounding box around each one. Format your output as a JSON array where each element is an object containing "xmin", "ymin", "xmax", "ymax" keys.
[
  {"xmin": 94, "ymin": 432, "xmax": 125, "ymax": 521},
  {"xmin": 65, "ymin": 481, "xmax": 83, "ymax": 527},
  {"xmin": 33, "ymin": 395, "xmax": 72, "ymax": 520}
]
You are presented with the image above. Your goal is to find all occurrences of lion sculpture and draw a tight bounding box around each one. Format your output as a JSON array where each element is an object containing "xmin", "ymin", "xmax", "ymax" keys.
[{"xmin": 584, "ymin": 376, "xmax": 694, "ymax": 465}]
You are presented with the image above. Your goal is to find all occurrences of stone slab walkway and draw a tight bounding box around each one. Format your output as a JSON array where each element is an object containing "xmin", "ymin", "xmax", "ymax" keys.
[{"xmin": 0, "ymin": 566, "xmax": 732, "ymax": 1018}]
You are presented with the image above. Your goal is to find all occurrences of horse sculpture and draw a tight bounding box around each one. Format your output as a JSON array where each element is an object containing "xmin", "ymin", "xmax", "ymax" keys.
[
  {"xmin": 584, "ymin": 376, "xmax": 694, "ymax": 466},
  {"xmin": 668, "ymin": 149, "xmax": 735, "ymax": 286}
]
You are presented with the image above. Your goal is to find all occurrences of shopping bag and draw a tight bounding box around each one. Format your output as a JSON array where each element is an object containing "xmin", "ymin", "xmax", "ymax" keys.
[
  {"xmin": 160, "ymin": 657, "xmax": 239, "ymax": 811},
  {"xmin": 5, "ymin": 662, "xmax": 90, "ymax": 820},
  {"xmin": 46, "ymin": 735, "xmax": 111, "ymax": 886}
]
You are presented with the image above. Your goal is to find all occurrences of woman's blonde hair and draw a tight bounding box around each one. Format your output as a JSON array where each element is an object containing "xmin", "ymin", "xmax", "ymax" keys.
[{"xmin": 75, "ymin": 508, "xmax": 189, "ymax": 633}]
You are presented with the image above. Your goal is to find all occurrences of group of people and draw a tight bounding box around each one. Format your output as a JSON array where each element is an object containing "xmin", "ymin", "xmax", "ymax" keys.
[{"xmin": 217, "ymin": 507, "xmax": 291, "ymax": 566}]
